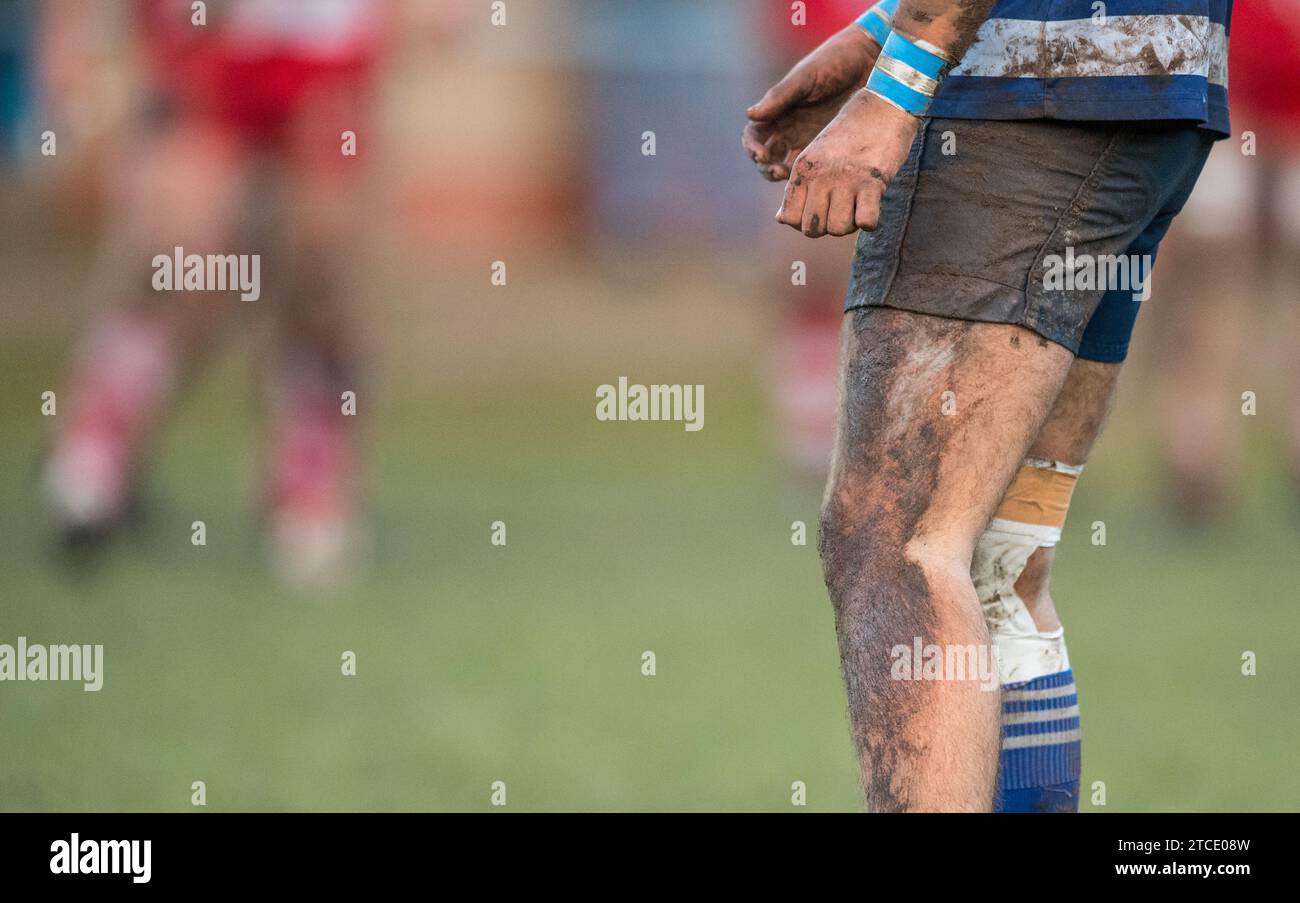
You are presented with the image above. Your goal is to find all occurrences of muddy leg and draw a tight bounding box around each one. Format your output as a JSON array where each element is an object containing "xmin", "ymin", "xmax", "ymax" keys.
[{"xmin": 820, "ymin": 307, "xmax": 1072, "ymax": 811}]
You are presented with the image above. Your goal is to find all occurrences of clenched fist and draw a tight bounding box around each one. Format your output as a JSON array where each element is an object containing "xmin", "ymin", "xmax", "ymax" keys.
[{"xmin": 775, "ymin": 90, "xmax": 919, "ymax": 237}]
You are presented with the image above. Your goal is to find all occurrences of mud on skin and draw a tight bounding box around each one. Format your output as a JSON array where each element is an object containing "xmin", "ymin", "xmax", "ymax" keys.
[
  {"xmin": 819, "ymin": 307, "xmax": 981, "ymax": 811},
  {"xmin": 894, "ymin": 0, "xmax": 1000, "ymax": 62}
]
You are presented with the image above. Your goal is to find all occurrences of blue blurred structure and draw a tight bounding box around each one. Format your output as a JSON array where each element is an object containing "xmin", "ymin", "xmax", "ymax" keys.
[
  {"xmin": 0, "ymin": 0, "xmax": 36, "ymax": 164},
  {"xmin": 573, "ymin": 0, "xmax": 767, "ymax": 249}
]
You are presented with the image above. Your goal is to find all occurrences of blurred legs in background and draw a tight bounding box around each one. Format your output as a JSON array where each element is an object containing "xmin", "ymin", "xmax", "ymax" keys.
[
  {"xmin": 757, "ymin": 0, "xmax": 867, "ymax": 481},
  {"xmin": 1149, "ymin": 147, "xmax": 1300, "ymax": 522},
  {"xmin": 768, "ymin": 240, "xmax": 854, "ymax": 481},
  {"xmin": 262, "ymin": 82, "xmax": 370, "ymax": 586},
  {"xmin": 43, "ymin": 118, "xmax": 250, "ymax": 548},
  {"xmin": 41, "ymin": 0, "xmax": 377, "ymax": 584},
  {"xmin": 1144, "ymin": 1, "xmax": 1300, "ymax": 523}
]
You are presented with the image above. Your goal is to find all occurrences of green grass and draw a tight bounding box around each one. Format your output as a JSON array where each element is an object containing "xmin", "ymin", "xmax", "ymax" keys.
[{"xmin": 2, "ymin": 340, "xmax": 1298, "ymax": 812}]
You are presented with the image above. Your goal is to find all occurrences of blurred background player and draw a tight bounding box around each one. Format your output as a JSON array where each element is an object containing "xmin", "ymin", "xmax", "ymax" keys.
[
  {"xmin": 39, "ymin": 0, "xmax": 388, "ymax": 583},
  {"xmin": 1145, "ymin": 0, "xmax": 1300, "ymax": 523},
  {"xmin": 755, "ymin": 0, "xmax": 879, "ymax": 479},
  {"xmin": 569, "ymin": 0, "xmax": 868, "ymax": 480}
]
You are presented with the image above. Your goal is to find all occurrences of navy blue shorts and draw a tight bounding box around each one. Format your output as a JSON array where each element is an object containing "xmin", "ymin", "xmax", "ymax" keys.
[{"xmin": 845, "ymin": 118, "xmax": 1214, "ymax": 363}]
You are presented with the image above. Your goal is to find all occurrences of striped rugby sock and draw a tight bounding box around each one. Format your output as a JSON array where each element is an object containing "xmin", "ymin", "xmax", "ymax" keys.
[
  {"xmin": 973, "ymin": 457, "xmax": 1083, "ymax": 812},
  {"xmin": 995, "ymin": 669, "xmax": 1081, "ymax": 812}
]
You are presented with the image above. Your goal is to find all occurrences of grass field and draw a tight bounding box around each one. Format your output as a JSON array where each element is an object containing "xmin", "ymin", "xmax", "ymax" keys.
[{"xmin": 2, "ymin": 252, "xmax": 1298, "ymax": 811}]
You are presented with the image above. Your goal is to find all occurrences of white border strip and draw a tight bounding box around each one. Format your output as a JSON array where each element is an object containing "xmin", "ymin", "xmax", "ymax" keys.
[{"xmin": 954, "ymin": 15, "xmax": 1228, "ymax": 87}]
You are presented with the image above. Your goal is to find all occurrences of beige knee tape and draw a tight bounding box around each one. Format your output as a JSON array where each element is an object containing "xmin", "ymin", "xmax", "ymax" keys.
[{"xmin": 973, "ymin": 458, "xmax": 1081, "ymax": 684}]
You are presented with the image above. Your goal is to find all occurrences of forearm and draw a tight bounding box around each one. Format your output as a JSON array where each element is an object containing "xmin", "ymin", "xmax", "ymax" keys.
[
  {"xmin": 890, "ymin": 0, "xmax": 996, "ymax": 66},
  {"xmin": 853, "ymin": 0, "xmax": 898, "ymax": 48},
  {"xmin": 857, "ymin": 0, "xmax": 995, "ymax": 117}
]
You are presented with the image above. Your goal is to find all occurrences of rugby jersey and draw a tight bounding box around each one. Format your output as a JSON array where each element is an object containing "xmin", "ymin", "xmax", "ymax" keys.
[{"xmin": 869, "ymin": 1, "xmax": 1233, "ymax": 136}]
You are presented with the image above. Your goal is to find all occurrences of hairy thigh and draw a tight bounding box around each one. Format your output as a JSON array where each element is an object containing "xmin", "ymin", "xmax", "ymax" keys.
[{"xmin": 824, "ymin": 307, "xmax": 1073, "ymax": 566}]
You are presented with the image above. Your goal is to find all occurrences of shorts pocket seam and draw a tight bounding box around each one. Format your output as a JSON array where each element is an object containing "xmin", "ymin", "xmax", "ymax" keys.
[
  {"xmin": 1024, "ymin": 129, "xmax": 1125, "ymax": 300},
  {"xmin": 879, "ymin": 119, "xmax": 931, "ymax": 306}
]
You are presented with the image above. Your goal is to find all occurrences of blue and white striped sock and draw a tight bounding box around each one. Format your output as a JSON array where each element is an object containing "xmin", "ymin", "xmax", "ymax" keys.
[{"xmin": 995, "ymin": 669, "xmax": 1081, "ymax": 812}]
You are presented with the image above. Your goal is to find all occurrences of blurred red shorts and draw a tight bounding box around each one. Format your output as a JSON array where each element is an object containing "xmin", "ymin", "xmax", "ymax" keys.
[
  {"xmin": 139, "ymin": 0, "xmax": 378, "ymax": 147},
  {"xmin": 1230, "ymin": 0, "xmax": 1300, "ymax": 150}
]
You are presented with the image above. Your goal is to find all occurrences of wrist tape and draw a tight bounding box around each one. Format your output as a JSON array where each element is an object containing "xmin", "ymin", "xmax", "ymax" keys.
[
  {"xmin": 866, "ymin": 29, "xmax": 953, "ymax": 116},
  {"xmin": 854, "ymin": 0, "xmax": 899, "ymax": 46}
]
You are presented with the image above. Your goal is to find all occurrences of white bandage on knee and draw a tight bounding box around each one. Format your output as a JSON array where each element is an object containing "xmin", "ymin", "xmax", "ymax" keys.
[{"xmin": 972, "ymin": 457, "xmax": 1082, "ymax": 684}]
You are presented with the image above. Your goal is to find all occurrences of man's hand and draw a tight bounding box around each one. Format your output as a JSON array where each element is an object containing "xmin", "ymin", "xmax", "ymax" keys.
[
  {"xmin": 775, "ymin": 90, "xmax": 919, "ymax": 238},
  {"xmin": 742, "ymin": 25, "xmax": 881, "ymax": 182}
]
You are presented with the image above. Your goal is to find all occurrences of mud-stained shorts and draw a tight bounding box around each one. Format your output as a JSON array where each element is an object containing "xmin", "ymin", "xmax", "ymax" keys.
[{"xmin": 844, "ymin": 118, "xmax": 1214, "ymax": 362}]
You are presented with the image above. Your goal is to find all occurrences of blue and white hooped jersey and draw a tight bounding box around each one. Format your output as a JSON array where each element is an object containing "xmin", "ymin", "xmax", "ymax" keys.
[{"xmin": 928, "ymin": 1, "xmax": 1232, "ymax": 136}]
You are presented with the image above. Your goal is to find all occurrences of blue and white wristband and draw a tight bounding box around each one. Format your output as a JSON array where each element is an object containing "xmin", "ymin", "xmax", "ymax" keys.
[
  {"xmin": 866, "ymin": 29, "xmax": 953, "ymax": 116},
  {"xmin": 854, "ymin": 0, "xmax": 898, "ymax": 47}
]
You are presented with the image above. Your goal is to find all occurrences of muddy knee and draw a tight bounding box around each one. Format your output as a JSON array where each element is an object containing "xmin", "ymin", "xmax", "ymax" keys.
[
  {"xmin": 817, "ymin": 480, "xmax": 898, "ymax": 607},
  {"xmin": 818, "ymin": 479, "xmax": 962, "ymax": 629}
]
